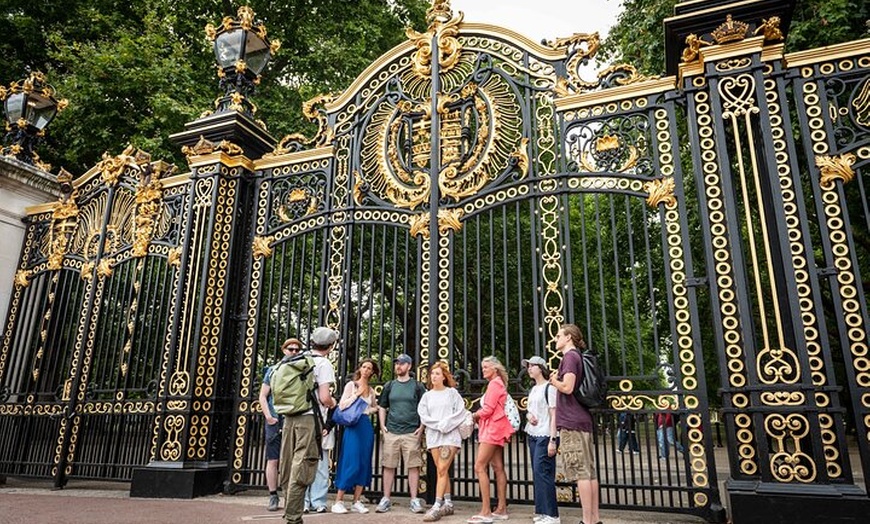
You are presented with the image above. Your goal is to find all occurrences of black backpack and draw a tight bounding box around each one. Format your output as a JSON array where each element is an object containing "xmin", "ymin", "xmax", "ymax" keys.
[{"xmin": 571, "ymin": 348, "xmax": 608, "ymax": 408}]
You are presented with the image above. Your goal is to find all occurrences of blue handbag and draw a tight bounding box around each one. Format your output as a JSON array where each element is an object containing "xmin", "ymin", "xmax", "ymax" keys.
[{"xmin": 332, "ymin": 396, "xmax": 367, "ymax": 426}]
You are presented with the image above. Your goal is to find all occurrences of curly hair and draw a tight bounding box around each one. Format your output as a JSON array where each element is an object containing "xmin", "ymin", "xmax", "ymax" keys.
[
  {"xmin": 427, "ymin": 361, "xmax": 457, "ymax": 388},
  {"xmin": 352, "ymin": 358, "xmax": 380, "ymax": 381}
]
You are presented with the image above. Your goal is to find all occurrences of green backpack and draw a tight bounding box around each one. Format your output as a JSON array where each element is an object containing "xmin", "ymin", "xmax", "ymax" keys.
[{"xmin": 271, "ymin": 353, "xmax": 316, "ymax": 416}]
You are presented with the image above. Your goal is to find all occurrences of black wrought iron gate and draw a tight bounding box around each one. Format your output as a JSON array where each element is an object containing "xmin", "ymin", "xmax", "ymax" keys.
[{"xmin": 2, "ymin": 1, "xmax": 870, "ymax": 522}]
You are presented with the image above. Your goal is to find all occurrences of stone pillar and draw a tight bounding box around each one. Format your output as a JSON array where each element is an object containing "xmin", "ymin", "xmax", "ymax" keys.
[{"xmin": 0, "ymin": 158, "xmax": 59, "ymax": 326}]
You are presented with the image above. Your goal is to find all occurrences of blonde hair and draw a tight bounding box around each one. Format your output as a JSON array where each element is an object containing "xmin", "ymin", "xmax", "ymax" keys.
[
  {"xmin": 482, "ymin": 355, "xmax": 509, "ymax": 386},
  {"xmin": 427, "ymin": 361, "xmax": 457, "ymax": 388}
]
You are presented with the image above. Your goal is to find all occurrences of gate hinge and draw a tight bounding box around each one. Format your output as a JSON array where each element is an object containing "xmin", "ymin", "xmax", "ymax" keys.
[{"xmin": 685, "ymin": 276, "xmax": 708, "ymax": 288}]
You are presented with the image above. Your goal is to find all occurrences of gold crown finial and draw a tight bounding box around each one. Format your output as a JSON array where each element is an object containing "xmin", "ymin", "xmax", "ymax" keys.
[
  {"xmin": 711, "ymin": 15, "xmax": 749, "ymax": 44},
  {"xmin": 427, "ymin": 0, "xmax": 453, "ymax": 27}
]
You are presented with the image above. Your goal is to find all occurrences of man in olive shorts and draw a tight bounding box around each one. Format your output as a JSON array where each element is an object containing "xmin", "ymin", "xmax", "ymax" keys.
[
  {"xmin": 550, "ymin": 324, "xmax": 600, "ymax": 524},
  {"xmin": 376, "ymin": 354, "xmax": 427, "ymax": 513}
]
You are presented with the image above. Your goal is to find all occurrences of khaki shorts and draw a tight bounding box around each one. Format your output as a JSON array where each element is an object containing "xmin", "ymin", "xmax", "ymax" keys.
[
  {"xmin": 381, "ymin": 431, "xmax": 423, "ymax": 469},
  {"xmin": 560, "ymin": 429, "xmax": 597, "ymax": 481}
]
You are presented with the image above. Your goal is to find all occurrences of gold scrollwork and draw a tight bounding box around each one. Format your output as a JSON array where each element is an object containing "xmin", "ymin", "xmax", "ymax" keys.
[
  {"xmin": 765, "ymin": 413, "xmax": 817, "ymax": 483},
  {"xmin": 510, "ymin": 137, "xmax": 530, "ymax": 178},
  {"xmin": 409, "ymin": 213, "xmax": 430, "ymax": 238},
  {"xmin": 437, "ymin": 208, "xmax": 464, "ymax": 234},
  {"xmin": 756, "ymin": 346, "xmax": 800, "ymax": 385},
  {"xmin": 160, "ymin": 414, "xmax": 185, "ymax": 461},
  {"xmin": 267, "ymin": 94, "xmax": 337, "ymax": 155},
  {"xmin": 579, "ymin": 134, "xmax": 639, "ymax": 173},
  {"xmin": 132, "ymin": 164, "xmax": 172, "ymax": 258},
  {"xmin": 815, "ymin": 153, "xmax": 856, "ymax": 188},
  {"xmin": 644, "ymin": 177, "xmax": 677, "ymax": 208},
  {"xmin": 406, "ymin": 2, "xmax": 463, "ymax": 77},
  {"xmin": 252, "ymin": 235, "xmax": 274, "ymax": 259}
]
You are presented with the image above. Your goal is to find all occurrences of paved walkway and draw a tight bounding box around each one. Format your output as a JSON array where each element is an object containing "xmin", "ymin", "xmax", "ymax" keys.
[{"xmin": 0, "ymin": 478, "xmax": 706, "ymax": 524}]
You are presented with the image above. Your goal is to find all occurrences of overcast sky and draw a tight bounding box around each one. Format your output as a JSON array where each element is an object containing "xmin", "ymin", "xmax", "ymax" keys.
[{"xmin": 449, "ymin": 0, "xmax": 624, "ymax": 42}]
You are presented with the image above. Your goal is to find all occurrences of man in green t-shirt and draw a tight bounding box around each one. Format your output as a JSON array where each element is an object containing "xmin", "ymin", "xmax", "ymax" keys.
[{"xmin": 376, "ymin": 354, "xmax": 427, "ymax": 513}]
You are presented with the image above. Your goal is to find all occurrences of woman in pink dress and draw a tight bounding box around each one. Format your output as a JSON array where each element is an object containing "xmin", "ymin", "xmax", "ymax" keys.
[{"xmin": 468, "ymin": 356, "xmax": 514, "ymax": 523}]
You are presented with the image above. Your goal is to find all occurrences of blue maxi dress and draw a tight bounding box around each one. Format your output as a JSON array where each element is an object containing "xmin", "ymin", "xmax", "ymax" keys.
[{"xmin": 334, "ymin": 391, "xmax": 375, "ymax": 491}]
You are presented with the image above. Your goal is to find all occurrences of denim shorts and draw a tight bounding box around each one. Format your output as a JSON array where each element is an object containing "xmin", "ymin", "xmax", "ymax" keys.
[{"xmin": 265, "ymin": 420, "xmax": 282, "ymax": 460}]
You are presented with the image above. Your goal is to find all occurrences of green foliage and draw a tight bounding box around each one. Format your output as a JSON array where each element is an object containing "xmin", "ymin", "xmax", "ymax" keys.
[{"xmin": 0, "ymin": 0, "xmax": 429, "ymax": 173}]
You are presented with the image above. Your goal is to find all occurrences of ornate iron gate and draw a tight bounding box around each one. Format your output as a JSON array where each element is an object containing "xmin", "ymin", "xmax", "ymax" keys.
[{"xmin": 1, "ymin": 1, "xmax": 869, "ymax": 522}]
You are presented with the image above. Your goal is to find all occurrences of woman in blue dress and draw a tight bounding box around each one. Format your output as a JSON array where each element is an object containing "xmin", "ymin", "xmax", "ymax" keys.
[{"xmin": 331, "ymin": 358, "xmax": 380, "ymax": 514}]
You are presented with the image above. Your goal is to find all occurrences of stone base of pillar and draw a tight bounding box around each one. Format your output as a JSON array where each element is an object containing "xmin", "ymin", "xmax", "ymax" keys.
[{"xmin": 130, "ymin": 462, "xmax": 227, "ymax": 499}]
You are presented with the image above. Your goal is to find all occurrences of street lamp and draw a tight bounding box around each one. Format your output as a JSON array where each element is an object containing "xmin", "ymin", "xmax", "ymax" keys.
[
  {"xmin": 0, "ymin": 71, "xmax": 68, "ymax": 171},
  {"xmin": 205, "ymin": 5, "xmax": 280, "ymax": 115}
]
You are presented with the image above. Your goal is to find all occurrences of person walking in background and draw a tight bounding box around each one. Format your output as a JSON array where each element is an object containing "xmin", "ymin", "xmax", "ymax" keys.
[
  {"xmin": 468, "ymin": 356, "xmax": 514, "ymax": 524},
  {"xmin": 417, "ymin": 361, "xmax": 466, "ymax": 522},
  {"xmin": 331, "ymin": 358, "xmax": 380, "ymax": 514},
  {"xmin": 655, "ymin": 407, "xmax": 684, "ymax": 460},
  {"xmin": 617, "ymin": 412, "xmax": 640, "ymax": 455},
  {"xmin": 522, "ymin": 356, "xmax": 559, "ymax": 524},
  {"xmin": 305, "ymin": 327, "xmax": 339, "ymax": 513},
  {"xmin": 258, "ymin": 338, "xmax": 303, "ymax": 512},
  {"xmin": 376, "ymin": 353, "xmax": 427, "ymax": 514},
  {"xmin": 549, "ymin": 324, "xmax": 600, "ymax": 524}
]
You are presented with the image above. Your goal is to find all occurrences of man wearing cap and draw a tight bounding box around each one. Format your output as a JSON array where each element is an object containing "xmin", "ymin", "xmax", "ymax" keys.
[
  {"xmin": 304, "ymin": 327, "xmax": 339, "ymax": 514},
  {"xmin": 376, "ymin": 353, "xmax": 428, "ymax": 513}
]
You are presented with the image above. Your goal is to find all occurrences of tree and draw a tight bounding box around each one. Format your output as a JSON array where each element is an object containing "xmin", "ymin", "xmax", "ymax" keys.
[{"xmin": 0, "ymin": 0, "xmax": 429, "ymax": 174}]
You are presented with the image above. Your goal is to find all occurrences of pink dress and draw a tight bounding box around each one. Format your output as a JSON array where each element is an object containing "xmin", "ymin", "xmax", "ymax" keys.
[{"xmin": 477, "ymin": 377, "xmax": 514, "ymax": 445}]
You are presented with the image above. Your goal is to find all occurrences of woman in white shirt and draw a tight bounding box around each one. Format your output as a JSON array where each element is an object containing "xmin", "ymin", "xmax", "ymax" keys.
[
  {"xmin": 417, "ymin": 361, "xmax": 466, "ymax": 522},
  {"xmin": 522, "ymin": 356, "xmax": 559, "ymax": 524}
]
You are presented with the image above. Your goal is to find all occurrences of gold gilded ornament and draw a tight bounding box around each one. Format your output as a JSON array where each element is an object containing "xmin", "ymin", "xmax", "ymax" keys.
[
  {"xmin": 754, "ymin": 16, "xmax": 783, "ymax": 42},
  {"xmin": 252, "ymin": 235, "xmax": 274, "ymax": 259},
  {"xmin": 682, "ymin": 33, "xmax": 713, "ymax": 63},
  {"xmin": 644, "ymin": 177, "xmax": 677, "ymax": 208},
  {"xmin": 409, "ymin": 213, "xmax": 430, "ymax": 238},
  {"xmin": 711, "ymin": 15, "xmax": 749, "ymax": 44},
  {"xmin": 14, "ymin": 269, "xmax": 31, "ymax": 288},
  {"xmin": 437, "ymin": 208, "xmax": 464, "ymax": 234},
  {"xmin": 816, "ymin": 153, "xmax": 856, "ymax": 188}
]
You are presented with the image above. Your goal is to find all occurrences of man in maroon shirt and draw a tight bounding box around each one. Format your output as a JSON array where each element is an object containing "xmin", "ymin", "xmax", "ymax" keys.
[{"xmin": 549, "ymin": 324, "xmax": 600, "ymax": 524}]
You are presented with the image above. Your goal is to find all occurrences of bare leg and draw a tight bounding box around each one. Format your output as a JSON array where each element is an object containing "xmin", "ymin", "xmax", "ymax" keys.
[
  {"xmin": 335, "ymin": 489, "xmax": 345, "ymax": 504},
  {"xmin": 382, "ymin": 467, "xmax": 396, "ymax": 500},
  {"xmin": 474, "ymin": 443, "xmax": 499, "ymax": 516},
  {"xmin": 408, "ymin": 466, "xmax": 420, "ymax": 499},
  {"xmin": 353, "ymin": 485, "xmax": 364, "ymax": 503},
  {"xmin": 491, "ymin": 445, "xmax": 508, "ymax": 515},
  {"xmin": 577, "ymin": 479, "xmax": 600, "ymax": 524},
  {"xmin": 265, "ymin": 458, "xmax": 278, "ymax": 491}
]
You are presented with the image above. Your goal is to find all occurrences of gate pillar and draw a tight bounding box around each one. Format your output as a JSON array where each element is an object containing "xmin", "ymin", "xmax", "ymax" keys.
[
  {"xmin": 668, "ymin": 1, "xmax": 870, "ymax": 522},
  {"xmin": 130, "ymin": 111, "xmax": 272, "ymax": 498}
]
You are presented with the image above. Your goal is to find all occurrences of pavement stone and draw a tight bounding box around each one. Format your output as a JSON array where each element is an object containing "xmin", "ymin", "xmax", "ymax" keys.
[{"xmin": 0, "ymin": 477, "xmax": 705, "ymax": 524}]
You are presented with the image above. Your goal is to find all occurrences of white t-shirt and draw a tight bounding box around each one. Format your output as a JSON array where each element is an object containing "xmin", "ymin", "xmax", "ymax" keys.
[
  {"xmin": 418, "ymin": 387, "xmax": 465, "ymax": 449},
  {"xmin": 313, "ymin": 354, "xmax": 336, "ymax": 450},
  {"xmin": 524, "ymin": 382, "xmax": 556, "ymax": 437}
]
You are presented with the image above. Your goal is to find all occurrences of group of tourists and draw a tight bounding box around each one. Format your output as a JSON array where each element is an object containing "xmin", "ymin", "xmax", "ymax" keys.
[{"xmin": 260, "ymin": 323, "xmax": 602, "ymax": 524}]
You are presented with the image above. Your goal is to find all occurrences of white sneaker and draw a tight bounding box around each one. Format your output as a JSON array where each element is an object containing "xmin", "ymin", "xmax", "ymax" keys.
[
  {"xmin": 331, "ymin": 502, "xmax": 348, "ymax": 514},
  {"xmin": 540, "ymin": 517, "xmax": 560, "ymax": 524},
  {"xmin": 533, "ymin": 516, "xmax": 545, "ymax": 522},
  {"xmin": 351, "ymin": 501, "xmax": 369, "ymax": 514}
]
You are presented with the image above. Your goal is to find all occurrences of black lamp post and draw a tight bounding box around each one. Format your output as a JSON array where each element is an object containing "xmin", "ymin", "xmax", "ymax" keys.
[
  {"xmin": 205, "ymin": 5, "xmax": 280, "ymax": 115},
  {"xmin": 0, "ymin": 71, "xmax": 67, "ymax": 171}
]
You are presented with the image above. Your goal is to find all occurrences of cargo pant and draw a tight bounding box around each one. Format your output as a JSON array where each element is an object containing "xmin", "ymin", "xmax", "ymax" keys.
[{"xmin": 279, "ymin": 414, "xmax": 320, "ymax": 524}]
